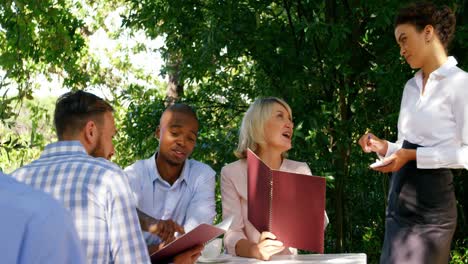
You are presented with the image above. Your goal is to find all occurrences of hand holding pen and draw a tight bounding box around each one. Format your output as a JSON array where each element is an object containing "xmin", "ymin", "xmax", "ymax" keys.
[
  {"xmin": 358, "ymin": 132, "xmax": 388, "ymax": 156},
  {"xmin": 357, "ymin": 132, "xmax": 413, "ymax": 172}
]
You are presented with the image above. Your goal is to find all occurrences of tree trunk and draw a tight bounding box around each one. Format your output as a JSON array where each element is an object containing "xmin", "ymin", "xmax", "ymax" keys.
[
  {"xmin": 165, "ymin": 55, "xmax": 183, "ymax": 106},
  {"xmin": 338, "ymin": 82, "xmax": 352, "ymax": 251}
]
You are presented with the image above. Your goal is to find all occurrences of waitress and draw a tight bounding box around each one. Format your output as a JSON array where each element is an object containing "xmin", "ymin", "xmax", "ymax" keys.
[{"xmin": 358, "ymin": 2, "xmax": 467, "ymax": 264}]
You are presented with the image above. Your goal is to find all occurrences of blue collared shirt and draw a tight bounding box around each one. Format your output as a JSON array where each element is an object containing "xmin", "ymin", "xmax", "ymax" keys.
[
  {"xmin": 11, "ymin": 141, "xmax": 150, "ymax": 264},
  {"xmin": 0, "ymin": 171, "xmax": 85, "ymax": 264},
  {"xmin": 125, "ymin": 152, "xmax": 216, "ymax": 244}
]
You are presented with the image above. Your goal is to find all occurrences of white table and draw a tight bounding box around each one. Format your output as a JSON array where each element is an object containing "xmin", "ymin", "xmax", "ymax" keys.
[{"xmin": 198, "ymin": 253, "xmax": 367, "ymax": 263}]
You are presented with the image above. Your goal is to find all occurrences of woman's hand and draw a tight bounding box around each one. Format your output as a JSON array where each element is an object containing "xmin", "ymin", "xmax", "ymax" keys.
[
  {"xmin": 252, "ymin": 232, "xmax": 285, "ymax": 261},
  {"xmin": 372, "ymin": 149, "xmax": 416, "ymax": 173},
  {"xmin": 358, "ymin": 133, "xmax": 388, "ymax": 156}
]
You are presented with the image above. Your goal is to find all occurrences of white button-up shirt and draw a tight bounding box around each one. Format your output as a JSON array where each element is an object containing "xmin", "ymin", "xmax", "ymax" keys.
[
  {"xmin": 125, "ymin": 153, "xmax": 216, "ymax": 243},
  {"xmin": 385, "ymin": 56, "xmax": 468, "ymax": 169}
]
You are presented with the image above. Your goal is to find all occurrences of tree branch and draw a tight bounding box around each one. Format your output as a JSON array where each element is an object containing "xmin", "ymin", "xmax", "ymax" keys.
[{"xmin": 282, "ymin": 0, "xmax": 299, "ymax": 56}]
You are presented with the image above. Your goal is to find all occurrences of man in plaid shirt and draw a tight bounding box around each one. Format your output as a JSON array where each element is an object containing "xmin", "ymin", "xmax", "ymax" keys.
[{"xmin": 11, "ymin": 91, "xmax": 150, "ymax": 264}]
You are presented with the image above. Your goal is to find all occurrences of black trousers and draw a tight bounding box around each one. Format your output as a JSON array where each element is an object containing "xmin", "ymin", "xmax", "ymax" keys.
[{"xmin": 380, "ymin": 141, "xmax": 457, "ymax": 264}]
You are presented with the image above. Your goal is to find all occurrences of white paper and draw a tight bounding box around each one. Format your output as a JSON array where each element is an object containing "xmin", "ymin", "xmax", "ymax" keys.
[
  {"xmin": 215, "ymin": 215, "xmax": 233, "ymax": 231},
  {"xmin": 369, "ymin": 159, "xmax": 392, "ymax": 168}
]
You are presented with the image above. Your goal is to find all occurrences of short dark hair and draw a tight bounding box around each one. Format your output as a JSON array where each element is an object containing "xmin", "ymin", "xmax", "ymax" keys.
[
  {"xmin": 162, "ymin": 103, "xmax": 198, "ymax": 123},
  {"xmin": 54, "ymin": 90, "xmax": 114, "ymax": 140},
  {"xmin": 395, "ymin": 2, "xmax": 456, "ymax": 48}
]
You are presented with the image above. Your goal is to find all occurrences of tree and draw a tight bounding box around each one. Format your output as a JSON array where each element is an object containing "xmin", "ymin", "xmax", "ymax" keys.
[{"xmin": 0, "ymin": 0, "xmax": 88, "ymax": 121}]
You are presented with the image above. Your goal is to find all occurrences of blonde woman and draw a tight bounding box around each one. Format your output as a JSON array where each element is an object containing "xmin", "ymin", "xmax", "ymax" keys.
[{"xmin": 221, "ymin": 97, "xmax": 328, "ymax": 260}]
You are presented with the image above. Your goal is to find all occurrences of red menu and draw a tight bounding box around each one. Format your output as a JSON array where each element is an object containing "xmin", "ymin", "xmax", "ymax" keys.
[
  {"xmin": 247, "ymin": 148, "xmax": 326, "ymax": 253},
  {"xmin": 150, "ymin": 216, "xmax": 232, "ymax": 262}
]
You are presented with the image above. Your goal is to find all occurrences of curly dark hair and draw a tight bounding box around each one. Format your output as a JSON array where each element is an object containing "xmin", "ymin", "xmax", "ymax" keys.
[{"xmin": 395, "ymin": 2, "xmax": 456, "ymax": 48}]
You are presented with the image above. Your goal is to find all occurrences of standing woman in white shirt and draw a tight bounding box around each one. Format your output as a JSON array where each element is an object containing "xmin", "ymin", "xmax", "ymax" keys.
[{"xmin": 358, "ymin": 2, "xmax": 468, "ymax": 264}]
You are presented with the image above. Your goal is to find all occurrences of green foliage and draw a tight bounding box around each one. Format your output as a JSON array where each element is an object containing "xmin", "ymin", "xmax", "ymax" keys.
[
  {"xmin": 0, "ymin": 0, "xmax": 88, "ymax": 120},
  {"xmin": 452, "ymin": 169, "xmax": 468, "ymax": 263},
  {"xmin": 451, "ymin": 238, "xmax": 468, "ymax": 264},
  {"xmin": 112, "ymin": 83, "xmax": 166, "ymax": 167},
  {"xmin": 0, "ymin": 97, "xmax": 55, "ymax": 173}
]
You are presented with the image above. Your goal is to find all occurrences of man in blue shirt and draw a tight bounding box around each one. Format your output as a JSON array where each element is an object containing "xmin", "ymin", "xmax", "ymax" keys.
[
  {"xmin": 0, "ymin": 171, "xmax": 85, "ymax": 264},
  {"xmin": 124, "ymin": 103, "xmax": 216, "ymax": 248}
]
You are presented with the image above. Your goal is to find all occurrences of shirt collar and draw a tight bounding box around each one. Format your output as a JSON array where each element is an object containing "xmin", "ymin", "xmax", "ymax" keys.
[
  {"xmin": 414, "ymin": 56, "xmax": 458, "ymax": 79},
  {"xmin": 432, "ymin": 56, "xmax": 458, "ymax": 77},
  {"xmin": 40, "ymin": 141, "xmax": 88, "ymax": 159},
  {"xmin": 151, "ymin": 152, "xmax": 189, "ymax": 186}
]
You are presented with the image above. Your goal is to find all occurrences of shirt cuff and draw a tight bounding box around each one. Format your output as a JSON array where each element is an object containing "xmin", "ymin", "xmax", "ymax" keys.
[
  {"xmin": 383, "ymin": 141, "xmax": 400, "ymax": 158},
  {"xmin": 416, "ymin": 146, "xmax": 467, "ymax": 169},
  {"xmin": 416, "ymin": 147, "xmax": 436, "ymax": 169}
]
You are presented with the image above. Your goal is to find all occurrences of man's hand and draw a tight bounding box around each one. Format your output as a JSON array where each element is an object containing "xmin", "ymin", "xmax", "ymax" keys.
[
  {"xmin": 147, "ymin": 219, "xmax": 185, "ymax": 243},
  {"xmin": 173, "ymin": 245, "xmax": 204, "ymax": 264},
  {"xmin": 137, "ymin": 209, "xmax": 185, "ymax": 243},
  {"xmin": 147, "ymin": 242, "xmax": 165, "ymax": 255}
]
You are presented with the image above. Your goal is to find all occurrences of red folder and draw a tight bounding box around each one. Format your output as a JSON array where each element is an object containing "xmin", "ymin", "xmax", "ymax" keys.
[
  {"xmin": 247, "ymin": 149, "xmax": 326, "ymax": 253},
  {"xmin": 150, "ymin": 217, "xmax": 232, "ymax": 262}
]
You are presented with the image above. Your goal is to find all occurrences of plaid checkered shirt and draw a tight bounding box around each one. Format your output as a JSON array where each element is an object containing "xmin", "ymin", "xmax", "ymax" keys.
[{"xmin": 11, "ymin": 141, "xmax": 150, "ymax": 264}]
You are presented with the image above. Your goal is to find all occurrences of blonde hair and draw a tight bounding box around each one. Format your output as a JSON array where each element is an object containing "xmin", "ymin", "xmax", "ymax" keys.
[{"xmin": 235, "ymin": 97, "xmax": 292, "ymax": 159}]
